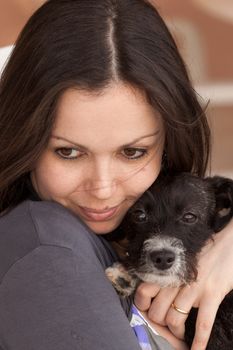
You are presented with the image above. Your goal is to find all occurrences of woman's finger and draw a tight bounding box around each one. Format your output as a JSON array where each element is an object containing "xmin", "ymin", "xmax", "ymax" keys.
[
  {"xmin": 141, "ymin": 310, "xmax": 189, "ymax": 350},
  {"xmin": 166, "ymin": 284, "xmax": 198, "ymax": 339},
  {"xmin": 134, "ymin": 282, "xmax": 161, "ymax": 311},
  {"xmin": 147, "ymin": 287, "xmax": 179, "ymax": 325},
  {"xmin": 191, "ymin": 294, "xmax": 221, "ymax": 350}
]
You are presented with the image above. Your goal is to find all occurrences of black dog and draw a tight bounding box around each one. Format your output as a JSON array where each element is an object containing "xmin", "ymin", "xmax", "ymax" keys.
[{"xmin": 105, "ymin": 173, "xmax": 233, "ymax": 349}]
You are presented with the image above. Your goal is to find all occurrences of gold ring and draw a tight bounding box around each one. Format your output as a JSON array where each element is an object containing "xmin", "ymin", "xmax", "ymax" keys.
[{"xmin": 171, "ymin": 303, "xmax": 189, "ymax": 315}]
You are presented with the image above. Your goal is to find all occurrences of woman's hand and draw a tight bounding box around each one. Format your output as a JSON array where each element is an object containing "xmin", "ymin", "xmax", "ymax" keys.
[
  {"xmin": 134, "ymin": 219, "xmax": 233, "ymax": 350},
  {"xmin": 140, "ymin": 310, "xmax": 189, "ymax": 350}
]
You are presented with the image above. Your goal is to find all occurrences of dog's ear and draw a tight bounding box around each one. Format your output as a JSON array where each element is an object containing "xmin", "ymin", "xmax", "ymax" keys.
[{"xmin": 206, "ymin": 176, "xmax": 233, "ymax": 232}]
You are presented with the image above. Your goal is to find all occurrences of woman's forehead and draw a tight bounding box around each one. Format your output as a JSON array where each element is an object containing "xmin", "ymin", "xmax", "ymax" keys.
[{"xmin": 52, "ymin": 83, "xmax": 164, "ymax": 148}]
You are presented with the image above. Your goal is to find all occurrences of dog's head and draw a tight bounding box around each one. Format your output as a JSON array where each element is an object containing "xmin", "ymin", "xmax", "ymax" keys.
[{"xmin": 119, "ymin": 173, "xmax": 233, "ymax": 287}]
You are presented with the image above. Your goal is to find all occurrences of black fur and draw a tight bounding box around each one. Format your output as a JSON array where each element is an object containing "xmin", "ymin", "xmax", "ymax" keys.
[{"xmin": 105, "ymin": 173, "xmax": 233, "ymax": 349}]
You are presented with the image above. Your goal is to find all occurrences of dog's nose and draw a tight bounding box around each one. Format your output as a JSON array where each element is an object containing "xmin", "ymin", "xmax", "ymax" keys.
[{"xmin": 150, "ymin": 249, "xmax": 175, "ymax": 270}]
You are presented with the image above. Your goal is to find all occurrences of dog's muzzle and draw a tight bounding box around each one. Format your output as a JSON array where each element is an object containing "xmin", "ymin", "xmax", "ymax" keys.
[
  {"xmin": 134, "ymin": 236, "xmax": 188, "ymax": 287},
  {"xmin": 149, "ymin": 249, "xmax": 176, "ymax": 270}
]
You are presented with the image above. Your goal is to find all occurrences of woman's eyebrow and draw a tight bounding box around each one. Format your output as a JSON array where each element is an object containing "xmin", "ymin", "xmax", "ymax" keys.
[
  {"xmin": 51, "ymin": 131, "xmax": 160, "ymax": 149},
  {"xmin": 122, "ymin": 131, "xmax": 161, "ymax": 147}
]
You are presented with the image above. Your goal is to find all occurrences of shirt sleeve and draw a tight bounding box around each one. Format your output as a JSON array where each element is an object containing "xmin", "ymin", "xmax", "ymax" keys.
[{"xmin": 0, "ymin": 245, "xmax": 142, "ymax": 350}]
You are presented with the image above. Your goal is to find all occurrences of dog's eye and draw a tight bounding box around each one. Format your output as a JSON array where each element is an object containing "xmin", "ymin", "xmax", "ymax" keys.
[
  {"xmin": 131, "ymin": 209, "xmax": 148, "ymax": 223},
  {"xmin": 182, "ymin": 213, "xmax": 197, "ymax": 224}
]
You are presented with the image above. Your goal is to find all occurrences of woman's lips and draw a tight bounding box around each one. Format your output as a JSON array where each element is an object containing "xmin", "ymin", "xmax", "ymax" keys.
[{"xmin": 78, "ymin": 205, "xmax": 119, "ymax": 222}]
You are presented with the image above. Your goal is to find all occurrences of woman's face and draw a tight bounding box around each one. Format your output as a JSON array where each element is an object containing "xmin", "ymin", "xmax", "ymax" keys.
[{"xmin": 31, "ymin": 83, "xmax": 165, "ymax": 234}]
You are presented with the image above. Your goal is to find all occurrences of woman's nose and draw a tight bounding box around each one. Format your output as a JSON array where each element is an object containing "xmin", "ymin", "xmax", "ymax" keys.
[
  {"xmin": 89, "ymin": 180, "xmax": 116, "ymax": 200},
  {"xmin": 85, "ymin": 159, "xmax": 117, "ymax": 200}
]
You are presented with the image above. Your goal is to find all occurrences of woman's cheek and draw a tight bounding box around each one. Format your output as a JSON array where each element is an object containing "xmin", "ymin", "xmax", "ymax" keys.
[
  {"xmin": 131, "ymin": 158, "xmax": 162, "ymax": 193},
  {"xmin": 32, "ymin": 158, "xmax": 79, "ymax": 200}
]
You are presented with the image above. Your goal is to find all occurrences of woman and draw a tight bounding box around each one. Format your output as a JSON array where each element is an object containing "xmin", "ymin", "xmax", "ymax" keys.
[{"xmin": 0, "ymin": 1, "xmax": 232, "ymax": 349}]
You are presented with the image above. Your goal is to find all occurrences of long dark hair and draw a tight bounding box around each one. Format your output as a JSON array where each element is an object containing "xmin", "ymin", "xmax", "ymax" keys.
[{"xmin": 0, "ymin": 0, "xmax": 210, "ymax": 213}]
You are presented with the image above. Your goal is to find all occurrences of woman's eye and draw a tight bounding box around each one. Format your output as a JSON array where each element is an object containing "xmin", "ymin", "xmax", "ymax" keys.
[
  {"xmin": 122, "ymin": 148, "xmax": 147, "ymax": 160},
  {"xmin": 56, "ymin": 148, "xmax": 81, "ymax": 159}
]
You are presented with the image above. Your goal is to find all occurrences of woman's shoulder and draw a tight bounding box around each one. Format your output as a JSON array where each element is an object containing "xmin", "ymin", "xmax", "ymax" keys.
[
  {"xmin": 0, "ymin": 200, "xmax": 116, "ymax": 283},
  {"xmin": 0, "ymin": 199, "xmax": 91, "ymax": 242},
  {"xmin": 1, "ymin": 199, "xmax": 97, "ymax": 235}
]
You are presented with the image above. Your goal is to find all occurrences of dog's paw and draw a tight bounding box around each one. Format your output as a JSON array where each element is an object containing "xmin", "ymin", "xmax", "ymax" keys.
[{"xmin": 105, "ymin": 262, "xmax": 137, "ymax": 297}]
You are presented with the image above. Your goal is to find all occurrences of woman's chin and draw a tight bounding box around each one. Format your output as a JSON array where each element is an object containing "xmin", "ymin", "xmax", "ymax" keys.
[{"xmin": 84, "ymin": 220, "xmax": 120, "ymax": 235}]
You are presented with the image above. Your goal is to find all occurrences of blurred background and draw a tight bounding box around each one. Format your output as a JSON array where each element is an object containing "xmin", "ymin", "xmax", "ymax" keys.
[
  {"xmin": 153, "ymin": 0, "xmax": 233, "ymax": 178},
  {"xmin": 0, "ymin": 0, "xmax": 232, "ymax": 177}
]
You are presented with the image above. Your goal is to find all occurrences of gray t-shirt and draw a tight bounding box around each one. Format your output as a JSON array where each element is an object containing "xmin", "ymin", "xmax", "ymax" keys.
[{"xmin": 0, "ymin": 200, "xmax": 174, "ymax": 350}]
